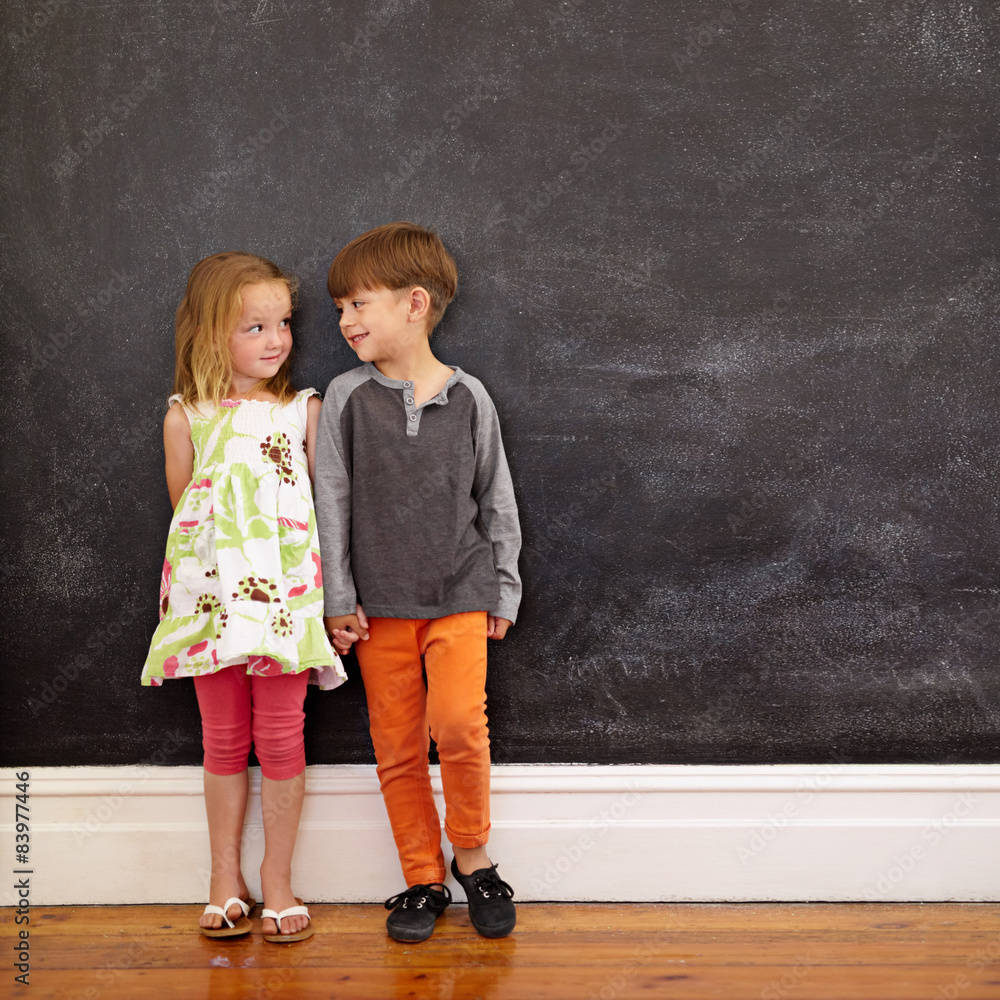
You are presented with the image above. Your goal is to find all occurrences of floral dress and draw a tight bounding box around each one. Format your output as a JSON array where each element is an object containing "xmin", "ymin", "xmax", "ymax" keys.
[{"xmin": 141, "ymin": 389, "xmax": 346, "ymax": 690}]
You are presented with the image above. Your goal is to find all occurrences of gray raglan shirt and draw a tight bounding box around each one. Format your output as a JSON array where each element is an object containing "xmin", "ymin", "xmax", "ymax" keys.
[{"xmin": 314, "ymin": 362, "xmax": 522, "ymax": 624}]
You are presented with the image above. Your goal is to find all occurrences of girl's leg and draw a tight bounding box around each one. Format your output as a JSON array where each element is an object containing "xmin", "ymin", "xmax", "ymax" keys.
[
  {"xmin": 193, "ymin": 668, "xmax": 254, "ymax": 929},
  {"xmin": 260, "ymin": 771, "xmax": 306, "ymax": 935},
  {"xmin": 251, "ymin": 670, "xmax": 310, "ymax": 935},
  {"xmin": 202, "ymin": 772, "xmax": 250, "ymax": 925}
]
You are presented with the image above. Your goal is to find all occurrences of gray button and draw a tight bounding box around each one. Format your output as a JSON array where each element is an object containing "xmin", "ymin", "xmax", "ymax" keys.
[
  {"xmin": 403, "ymin": 381, "xmax": 412, "ymax": 387},
  {"xmin": 409, "ymin": 413, "xmax": 417, "ymax": 421},
  {"xmin": 406, "ymin": 397, "xmax": 414, "ymax": 404}
]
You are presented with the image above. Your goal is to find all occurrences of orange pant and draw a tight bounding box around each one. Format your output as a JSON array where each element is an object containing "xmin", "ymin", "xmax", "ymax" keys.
[{"xmin": 355, "ymin": 611, "xmax": 491, "ymax": 886}]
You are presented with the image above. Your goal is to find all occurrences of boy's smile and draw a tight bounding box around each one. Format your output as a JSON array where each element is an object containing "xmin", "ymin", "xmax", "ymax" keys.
[
  {"xmin": 334, "ymin": 281, "xmax": 452, "ymax": 395},
  {"xmin": 335, "ymin": 286, "xmax": 424, "ymax": 367}
]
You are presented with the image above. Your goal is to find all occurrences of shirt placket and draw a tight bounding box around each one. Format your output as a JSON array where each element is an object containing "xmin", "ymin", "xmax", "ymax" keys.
[{"xmin": 402, "ymin": 379, "xmax": 420, "ymax": 437}]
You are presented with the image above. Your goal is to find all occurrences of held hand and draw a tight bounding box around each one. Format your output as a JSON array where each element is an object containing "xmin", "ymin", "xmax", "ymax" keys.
[
  {"xmin": 325, "ymin": 605, "xmax": 369, "ymax": 656},
  {"xmin": 487, "ymin": 616, "xmax": 512, "ymax": 640}
]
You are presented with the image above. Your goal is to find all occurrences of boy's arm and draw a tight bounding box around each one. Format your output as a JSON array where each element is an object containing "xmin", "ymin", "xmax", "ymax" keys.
[
  {"xmin": 470, "ymin": 385, "xmax": 522, "ymax": 626},
  {"xmin": 313, "ymin": 390, "xmax": 359, "ymax": 618}
]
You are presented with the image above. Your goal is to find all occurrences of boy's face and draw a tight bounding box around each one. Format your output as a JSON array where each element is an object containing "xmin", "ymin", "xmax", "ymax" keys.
[{"xmin": 334, "ymin": 285, "xmax": 429, "ymax": 364}]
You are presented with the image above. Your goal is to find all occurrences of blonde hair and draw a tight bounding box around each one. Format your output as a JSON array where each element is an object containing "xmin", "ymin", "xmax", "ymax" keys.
[
  {"xmin": 327, "ymin": 222, "xmax": 458, "ymax": 332},
  {"xmin": 173, "ymin": 252, "xmax": 299, "ymax": 406}
]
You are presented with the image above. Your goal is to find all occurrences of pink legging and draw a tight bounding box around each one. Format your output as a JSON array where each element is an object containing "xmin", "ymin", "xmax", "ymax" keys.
[{"xmin": 193, "ymin": 667, "xmax": 310, "ymax": 781}]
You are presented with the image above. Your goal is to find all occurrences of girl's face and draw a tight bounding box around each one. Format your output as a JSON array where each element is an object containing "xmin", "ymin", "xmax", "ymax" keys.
[{"xmin": 228, "ymin": 280, "xmax": 293, "ymax": 391}]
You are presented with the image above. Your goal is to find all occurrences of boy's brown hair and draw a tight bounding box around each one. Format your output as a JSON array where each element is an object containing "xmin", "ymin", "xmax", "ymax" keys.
[{"xmin": 327, "ymin": 222, "xmax": 458, "ymax": 332}]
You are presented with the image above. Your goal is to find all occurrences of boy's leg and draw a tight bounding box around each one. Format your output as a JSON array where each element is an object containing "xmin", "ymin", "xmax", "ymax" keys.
[
  {"xmin": 355, "ymin": 617, "xmax": 446, "ymax": 886},
  {"xmin": 193, "ymin": 667, "xmax": 253, "ymax": 929},
  {"xmin": 424, "ymin": 612, "xmax": 516, "ymax": 937},
  {"xmin": 251, "ymin": 670, "xmax": 311, "ymax": 936},
  {"xmin": 422, "ymin": 611, "xmax": 491, "ymax": 862}
]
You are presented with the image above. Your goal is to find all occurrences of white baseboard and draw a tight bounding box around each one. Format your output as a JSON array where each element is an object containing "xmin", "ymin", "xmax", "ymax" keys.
[{"xmin": 2, "ymin": 764, "xmax": 998, "ymax": 905}]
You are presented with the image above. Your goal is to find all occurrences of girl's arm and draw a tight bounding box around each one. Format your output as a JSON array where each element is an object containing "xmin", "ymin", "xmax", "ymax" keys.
[
  {"xmin": 306, "ymin": 395, "xmax": 322, "ymax": 484},
  {"xmin": 164, "ymin": 404, "xmax": 194, "ymax": 510}
]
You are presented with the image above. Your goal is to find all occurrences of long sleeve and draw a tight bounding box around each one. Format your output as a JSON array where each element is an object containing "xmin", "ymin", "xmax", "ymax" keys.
[
  {"xmin": 314, "ymin": 386, "xmax": 358, "ymax": 617},
  {"xmin": 469, "ymin": 384, "xmax": 522, "ymax": 624}
]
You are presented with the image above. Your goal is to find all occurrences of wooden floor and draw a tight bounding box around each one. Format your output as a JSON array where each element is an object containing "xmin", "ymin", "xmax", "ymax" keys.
[{"xmin": 4, "ymin": 902, "xmax": 999, "ymax": 999}]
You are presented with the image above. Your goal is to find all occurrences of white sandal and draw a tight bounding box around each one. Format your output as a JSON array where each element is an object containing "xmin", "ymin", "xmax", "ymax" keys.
[
  {"xmin": 262, "ymin": 896, "xmax": 314, "ymax": 943},
  {"xmin": 199, "ymin": 896, "xmax": 254, "ymax": 938}
]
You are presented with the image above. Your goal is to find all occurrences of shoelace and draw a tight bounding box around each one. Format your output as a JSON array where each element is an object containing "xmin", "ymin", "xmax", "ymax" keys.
[
  {"xmin": 470, "ymin": 865, "xmax": 514, "ymax": 901},
  {"xmin": 384, "ymin": 883, "xmax": 452, "ymax": 912}
]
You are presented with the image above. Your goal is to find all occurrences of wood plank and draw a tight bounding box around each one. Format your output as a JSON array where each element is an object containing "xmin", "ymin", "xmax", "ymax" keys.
[
  {"xmin": 13, "ymin": 966, "xmax": 1000, "ymax": 1000},
  {"xmin": 19, "ymin": 901, "xmax": 1000, "ymax": 933},
  {"xmin": 23, "ymin": 931, "xmax": 1000, "ymax": 970},
  {"xmin": 4, "ymin": 903, "xmax": 1000, "ymax": 1000}
]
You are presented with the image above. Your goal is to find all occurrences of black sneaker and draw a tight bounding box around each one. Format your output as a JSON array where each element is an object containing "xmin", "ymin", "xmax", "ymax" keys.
[
  {"xmin": 450, "ymin": 857, "xmax": 516, "ymax": 938},
  {"xmin": 383, "ymin": 883, "xmax": 452, "ymax": 942}
]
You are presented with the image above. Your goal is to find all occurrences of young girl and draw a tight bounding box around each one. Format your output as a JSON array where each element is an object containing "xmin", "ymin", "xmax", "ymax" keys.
[{"xmin": 141, "ymin": 251, "xmax": 346, "ymax": 942}]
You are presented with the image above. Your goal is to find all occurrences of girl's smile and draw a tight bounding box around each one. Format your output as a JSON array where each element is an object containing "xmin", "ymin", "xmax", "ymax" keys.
[{"xmin": 228, "ymin": 280, "xmax": 293, "ymax": 393}]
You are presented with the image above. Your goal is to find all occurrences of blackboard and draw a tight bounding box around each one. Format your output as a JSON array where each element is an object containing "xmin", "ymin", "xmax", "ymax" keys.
[{"xmin": 3, "ymin": 0, "xmax": 999, "ymax": 767}]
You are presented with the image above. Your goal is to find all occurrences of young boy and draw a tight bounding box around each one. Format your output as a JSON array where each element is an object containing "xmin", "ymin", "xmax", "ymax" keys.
[{"xmin": 314, "ymin": 222, "xmax": 522, "ymax": 941}]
